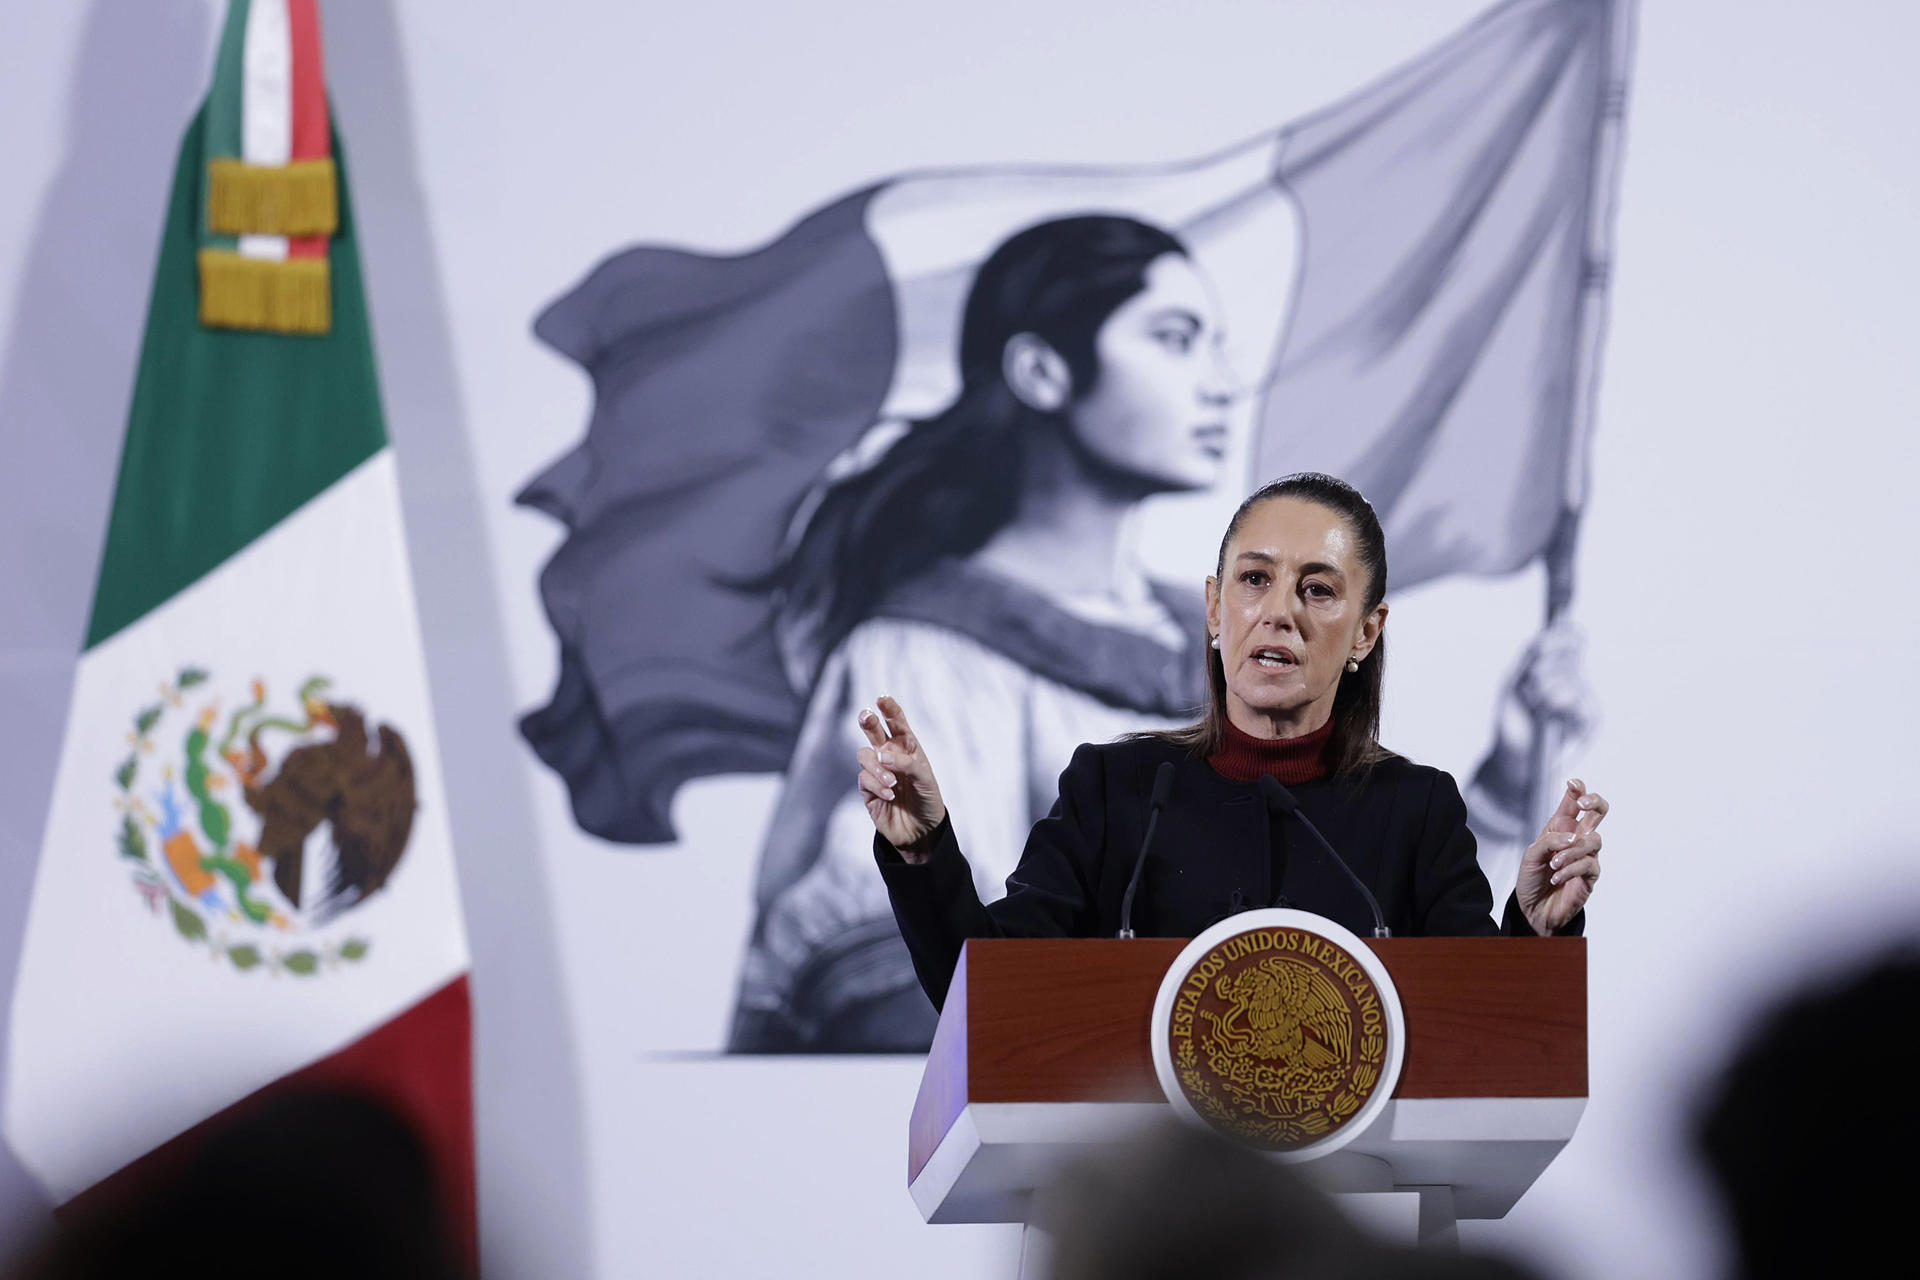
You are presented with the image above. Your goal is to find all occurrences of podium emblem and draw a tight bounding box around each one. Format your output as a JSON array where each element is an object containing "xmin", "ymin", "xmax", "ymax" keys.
[{"xmin": 1150, "ymin": 909, "xmax": 1405, "ymax": 1157}]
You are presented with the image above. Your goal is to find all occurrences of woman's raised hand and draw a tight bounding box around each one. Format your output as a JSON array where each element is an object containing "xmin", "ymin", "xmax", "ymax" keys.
[
  {"xmin": 1515, "ymin": 778, "xmax": 1608, "ymax": 936},
  {"xmin": 857, "ymin": 696, "xmax": 948, "ymax": 863}
]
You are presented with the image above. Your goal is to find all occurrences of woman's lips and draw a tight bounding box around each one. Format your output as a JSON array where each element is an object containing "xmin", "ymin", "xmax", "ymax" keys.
[{"xmin": 1250, "ymin": 646, "xmax": 1298, "ymax": 669}]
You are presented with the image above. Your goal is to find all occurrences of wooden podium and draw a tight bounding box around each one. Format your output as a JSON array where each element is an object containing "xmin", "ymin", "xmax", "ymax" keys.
[{"xmin": 908, "ymin": 937, "xmax": 1585, "ymax": 1244}]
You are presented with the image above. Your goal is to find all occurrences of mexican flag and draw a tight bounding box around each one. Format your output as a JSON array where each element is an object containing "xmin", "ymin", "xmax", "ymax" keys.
[{"xmin": 5, "ymin": 0, "xmax": 473, "ymax": 1257}]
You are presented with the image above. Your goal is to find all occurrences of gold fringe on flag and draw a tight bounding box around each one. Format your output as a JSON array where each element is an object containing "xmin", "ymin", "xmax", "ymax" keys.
[
  {"xmin": 198, "ymin": 250, "xmax": 331, "ymax": 335},
  {"xmin": 206, "ymin": 158, "xmax": 339, "ymax": 237}
]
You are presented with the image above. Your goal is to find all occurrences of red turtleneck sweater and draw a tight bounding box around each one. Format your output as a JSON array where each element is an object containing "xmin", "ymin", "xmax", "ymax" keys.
[{"xmin": 1207, "ymin": 716, "xmax": 1334, "ymax": 785}]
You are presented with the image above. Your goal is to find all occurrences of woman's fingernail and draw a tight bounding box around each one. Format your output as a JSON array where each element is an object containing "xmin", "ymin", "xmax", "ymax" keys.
[
  {"xmin": 1551, "ymin": 872, "xmax": 1564, "ymax": 884},
  {"xmin": 1551, "ymin": 855, "xmax": 1563, "ymax": 869},
  {"xmin": 885, "ymin": 772, "xmax": 897, "ymax": 786},
  {"xmin": 884, "ymin": 787, "xmax": 895, "ymax": 801}
]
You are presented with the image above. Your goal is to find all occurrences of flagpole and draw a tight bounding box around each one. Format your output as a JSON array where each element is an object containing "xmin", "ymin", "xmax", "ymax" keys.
[
  {"xmin": 1528, "ymin": 0, "xmax": 1637, "ymax": 833},
  {"xmin": 1528, "ymin": 509, "xmax": 1581, "ymax": 828}
]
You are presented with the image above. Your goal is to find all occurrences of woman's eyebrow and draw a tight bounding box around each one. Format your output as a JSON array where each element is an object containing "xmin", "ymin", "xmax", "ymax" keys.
[
  {"xmin": 1236, "ymin": 551, "xmax": 1346, "ymax": 579},
  {"xmin": 1146, "ymin": 307, "xmax": 1202, "ymax": 331}
]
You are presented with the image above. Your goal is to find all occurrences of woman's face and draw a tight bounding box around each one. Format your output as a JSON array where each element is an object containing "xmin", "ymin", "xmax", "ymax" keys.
[
  {"xmin": 1205, "ymin": 497, "xmax": 1387, "ymax": 737},
  {"xmin": 1066, "ymin": 253, "xmax": 1239, "ymax": 491}
]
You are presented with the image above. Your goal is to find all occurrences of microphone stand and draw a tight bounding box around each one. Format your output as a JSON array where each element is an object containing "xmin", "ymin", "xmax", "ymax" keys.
[
  {"xmin": 1258, "ymin": 775, "xmax": 1390, "ymax": 938},
  {"xmin": 1117, "ymin": 761, "xmax": 1175, "ymax": 939}
]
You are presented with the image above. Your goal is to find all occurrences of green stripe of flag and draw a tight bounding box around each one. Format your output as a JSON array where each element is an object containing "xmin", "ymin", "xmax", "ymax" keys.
[
  {"xmin": 85, "ymin": 106, "xmax": 387, "ymax": 650},
  {"xmin": 201, "ymin": 0, "xmax": 248, "ymax": 252}
]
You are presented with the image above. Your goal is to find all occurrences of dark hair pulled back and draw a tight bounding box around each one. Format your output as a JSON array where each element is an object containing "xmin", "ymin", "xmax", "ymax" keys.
[{"xmin": 773, "ymin": 214, "xmax": 1188, "ymax": 685}]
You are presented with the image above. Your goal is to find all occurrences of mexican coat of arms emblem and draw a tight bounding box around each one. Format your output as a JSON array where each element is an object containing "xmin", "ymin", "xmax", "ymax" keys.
[
  {"xmin": 1152, "ymin": 909, "xmax": 1405, "ymax": 1155},
  {"xmin": 111, "ymin": 666, "xmax": 415, "ymax": 976}
]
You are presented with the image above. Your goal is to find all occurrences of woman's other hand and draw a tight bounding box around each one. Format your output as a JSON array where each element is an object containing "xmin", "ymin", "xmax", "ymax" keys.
[
  {"xmin": 857, "ymin": 696, "xmax": 948, "ymax": 863},
  {"xmin": 1515, "ymin": 778, "xmax": 1607, "ymax": 935}
]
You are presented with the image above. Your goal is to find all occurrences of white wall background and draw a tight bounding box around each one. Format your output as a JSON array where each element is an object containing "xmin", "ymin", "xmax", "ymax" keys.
[{"xmin": 4, "ymin": 1, "xmax": 1918, "ymax": 1277}]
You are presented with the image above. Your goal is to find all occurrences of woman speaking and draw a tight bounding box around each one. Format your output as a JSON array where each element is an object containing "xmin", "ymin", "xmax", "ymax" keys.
[{"xmin": 857, "ymin": 473, "xmax": 1607, "ymax": 1006}]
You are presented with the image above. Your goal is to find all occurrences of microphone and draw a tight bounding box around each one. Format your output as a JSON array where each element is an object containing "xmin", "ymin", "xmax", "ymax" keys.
[
  {"xmin": 1117, "ymin": 762, "xmax": 1176, "ymax": 939},
  {"xmin": 1257, "ymin": 775, "xmax": 1391, "ymax": 938}
]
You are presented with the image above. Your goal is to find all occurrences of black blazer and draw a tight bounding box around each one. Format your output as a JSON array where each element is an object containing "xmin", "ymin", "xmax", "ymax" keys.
[{"xmin": 877, "ymin": 736, "xmax": 1574, "ymax": 1008}]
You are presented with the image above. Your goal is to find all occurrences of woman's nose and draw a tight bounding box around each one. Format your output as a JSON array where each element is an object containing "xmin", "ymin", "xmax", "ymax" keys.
[
  {"xmin": 1199, "ymin": 344, "xmax": 1240, "ymax": 407},
  {"xmin": 1257, "ymin": 587, "xmax": 1298, "ymax": 632}
]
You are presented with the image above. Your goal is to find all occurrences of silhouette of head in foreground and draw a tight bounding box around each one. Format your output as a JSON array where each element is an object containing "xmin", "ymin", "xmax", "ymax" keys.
[
  {"xmin": 15, "ymin": 1089, "xmax": 463, "ymax": 1280},
  {"xmin": 1697, "ymin": 945, "xmax": 1920, "ymax": 1280},
  {"xmin": 1043, "ymin": 1120, "xmax": 1538, "ymax": 1280}
]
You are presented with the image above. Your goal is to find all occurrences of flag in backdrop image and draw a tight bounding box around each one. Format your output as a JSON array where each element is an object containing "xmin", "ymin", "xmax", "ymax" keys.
[
  {"xmin": 5, "ymin": 0, "xmax": 473, "ymax": 1252},
  {"xmin": 518, "ymin": 0, "xmax": 1632, "ymax": 1054},
  {"xmin": 521, "ymin": 0, "xmax": 1630, "ymax": 845}
]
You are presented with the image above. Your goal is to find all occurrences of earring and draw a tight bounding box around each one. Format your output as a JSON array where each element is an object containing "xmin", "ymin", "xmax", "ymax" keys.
[
  {"xmin": 1345, "ymin": 656, "xmax": 1360, "ymax": 673},
  {"xmin": 1210, "ymin": 635, "xmax": 1222, "ymax": 650}
]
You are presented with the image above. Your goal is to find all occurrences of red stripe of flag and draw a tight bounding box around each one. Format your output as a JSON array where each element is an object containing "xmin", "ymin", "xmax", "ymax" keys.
[
  {"xmin": 287, "ymin": 0, "xmax": 329, "ymax": 260},
  {"xmin": 61, "ymin": 976, "xmax": 477, "ymax": 1276}
]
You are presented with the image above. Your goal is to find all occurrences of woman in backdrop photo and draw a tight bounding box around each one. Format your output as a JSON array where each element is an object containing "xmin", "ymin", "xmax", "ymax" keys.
[
  {"xmin": 856, "ymin": 473, "xmax": 1606, "ymax": 1006},
  {"xmin": 730, "ymin": 216, "xmax": 1594, "ymax": 1052},
  {"xmin": 730, "ymin": 215, "xmax": 1227, "ymax": 1051}
]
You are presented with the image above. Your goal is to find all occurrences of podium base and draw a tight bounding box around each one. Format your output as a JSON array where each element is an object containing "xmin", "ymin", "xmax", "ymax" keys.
[
  {"xmin": 1332, "ymin": 1185, "xmax": 1458, "ymax": 1247},
  {"xmin": 1015, "ymin": 1221, "xmax": 1051, "ymax": 1280},
  {"xmin": 914, "ymin": 1098, "xmax": 1582, "ymax": 1225},
  {"xmin": 1012, "ymin": 1182, "xmax": 1456, "ymax": 1276},
  {"xmin": 1310, "ymin": 1153, "xmax": 1457, "ymax": 1247},
  {"xmin": 1334, "ymin": 1191, "xmax": 1423, "ymax": 1244}
]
